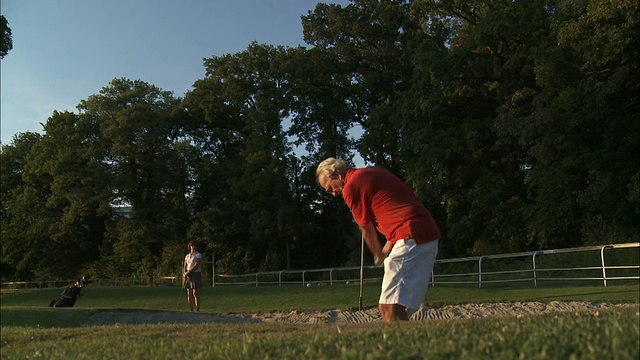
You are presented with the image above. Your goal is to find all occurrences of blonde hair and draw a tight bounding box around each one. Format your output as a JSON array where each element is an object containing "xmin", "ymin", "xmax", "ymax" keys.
[{"xmin": 316, "ymin": 157, "xmax": 351, "ymax": 181}]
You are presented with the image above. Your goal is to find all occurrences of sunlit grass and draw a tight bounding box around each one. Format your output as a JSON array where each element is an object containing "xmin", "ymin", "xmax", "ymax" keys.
[
  {"xmin": 1, "ymin": 308, "xmax": 637, "ymax": 359},
  {"xmin": 2, "ymin": 282, "xmax": 638, "ymax": 312},
  {"xmin": 1, "ymin": 283, "xmax": 638, "ymax": 359}
]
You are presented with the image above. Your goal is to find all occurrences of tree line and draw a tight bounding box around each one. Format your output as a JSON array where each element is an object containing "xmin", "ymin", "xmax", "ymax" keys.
[{"xmin": 1, "ymin": 0, "xmax": 637, "ymax": 281}]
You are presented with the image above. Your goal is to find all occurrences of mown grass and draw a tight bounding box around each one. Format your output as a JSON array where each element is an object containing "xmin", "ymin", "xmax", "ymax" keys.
[
  {"xmin": 3, "ymin": 282, "xmax": 638, "ymax": 313},
  {"xmin": 1, "ymin": 308, "xmax": 637, "ymax": 359},
  {"xmin": 1, "ymin": 283, "xmax": 638, "ymax": 359}
]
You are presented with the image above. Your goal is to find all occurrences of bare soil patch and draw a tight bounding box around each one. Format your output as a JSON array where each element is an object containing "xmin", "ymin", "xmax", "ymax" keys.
[{"xmin": 82, "ymin": 301, "xmax": 637, "ymax": 326}]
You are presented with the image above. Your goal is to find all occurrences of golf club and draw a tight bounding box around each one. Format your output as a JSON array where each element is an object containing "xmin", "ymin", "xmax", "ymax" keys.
[
  {"xmin": 176, "ymin": 273, "xmax": 186, "ymax": 309},
  {"xmin": 359, "ymin": 233, "xmax": 364, "ymax": 311},
  {"xmin": 177, "ymin": 287, "xmax": 183, "ymax": 308}
]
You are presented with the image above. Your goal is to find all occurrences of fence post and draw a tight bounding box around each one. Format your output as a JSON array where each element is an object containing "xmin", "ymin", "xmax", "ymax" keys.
[
  {"xmin": 600, "ymin": 246, "xmax": 608, "ymax": 287},
  {"xmin": 478, "ymin": 257, "xmax": 484, "ymax": 289},
  {"xmin": 211, "ymin": 254, "xmax": 215, "ymax": 287},
  {"xmin": 532, "ymin": 251, "xmax": 540, "ymax": 288},
  {"xmin": 302, "ymin": 270, "xmax": 306, "ymax": 287}
]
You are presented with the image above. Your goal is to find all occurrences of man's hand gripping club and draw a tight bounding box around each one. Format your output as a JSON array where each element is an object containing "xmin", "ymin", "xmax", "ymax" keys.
[{"xmin": 360, "ymin": 223, "xmax": 392, "ymax": 266}]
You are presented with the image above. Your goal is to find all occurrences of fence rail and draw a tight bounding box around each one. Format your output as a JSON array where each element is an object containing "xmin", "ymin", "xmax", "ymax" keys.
[
  {"xmin": 208, "ymin": 242, "xmax": 639, "ymax": 288},
  {"xmin": 1, "ymin": 242, "xmax": 638, "ymax": 291},
  {"xmin": 202, "ymin": 243, "xmax": 640, "ymax": 288}
]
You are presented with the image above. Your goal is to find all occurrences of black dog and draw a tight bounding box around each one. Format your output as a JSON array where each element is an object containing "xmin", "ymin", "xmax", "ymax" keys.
[{"xmin": 49, "ymin": 277, "xmax": 91, "ymax": 308}]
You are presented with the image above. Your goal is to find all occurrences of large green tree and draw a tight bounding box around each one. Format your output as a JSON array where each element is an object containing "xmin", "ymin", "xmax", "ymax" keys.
[
  {"xmin": 496, "ymin": 0, "xmax": 639, "ymax": 248},
  {"xmin": 1, "ymin": 132, "xmax": 43, "ymax": 280},
  {"xmin": 282, "ymin": 44, "xmax": 362, "ymax": 267},
  {"xmin": 399, "ymin": 0, "xmax": 545, "ymax": 256},
  {"xmin": 77, "ymin": 78, "xmax": 189, "ymax": 277},
  {"xmin": 302, "ymin": 0, "xmax": 417, "ymax": 173},
  {"xmin": 184, "ymin": 44, "xmax": 294, "ymax": 272}
]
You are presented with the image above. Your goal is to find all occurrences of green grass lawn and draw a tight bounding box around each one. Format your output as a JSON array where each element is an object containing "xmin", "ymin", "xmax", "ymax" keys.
[
  {"xmin": 1, "ymin": 283, "xmax": 638, "ymax": 359},
  {"xmin": 1, "ymin": 283, "xmax": 638, "ymax": 328},
  {"xmin": 1, "ymin": 308, "xmax": 637, "ymax": 360}
]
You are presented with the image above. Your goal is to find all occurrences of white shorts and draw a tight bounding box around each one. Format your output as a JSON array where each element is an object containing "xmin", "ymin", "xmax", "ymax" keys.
[{"xmin": 379, "ymin": 239, "xmax": 439, "ymax": 314}]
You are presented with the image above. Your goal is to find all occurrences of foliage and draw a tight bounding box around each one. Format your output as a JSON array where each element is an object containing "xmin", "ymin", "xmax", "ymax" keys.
[
  {"xmin": 1, "ymin": 0, "xmax": 638, "ymax": 280},
  {"xmin": 0, "ymin": 15, "xmax": 12, "ymax": 59}
]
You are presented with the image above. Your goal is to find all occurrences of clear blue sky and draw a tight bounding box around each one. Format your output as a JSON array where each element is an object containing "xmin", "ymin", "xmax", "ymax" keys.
[{"xmin": 1, "ymin": 0, "xmax": 351, "ymax": 146}]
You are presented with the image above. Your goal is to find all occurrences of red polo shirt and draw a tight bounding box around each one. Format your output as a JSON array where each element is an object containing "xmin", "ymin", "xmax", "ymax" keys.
[{"xmin": 342, "ymin": 167, "xmax": 440, "ymax": 244}]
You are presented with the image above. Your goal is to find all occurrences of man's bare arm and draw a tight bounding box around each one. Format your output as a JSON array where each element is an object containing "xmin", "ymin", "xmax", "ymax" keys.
[{"xmin": 359, "ymin": 223, "xmax": 385, "ymax": 264}]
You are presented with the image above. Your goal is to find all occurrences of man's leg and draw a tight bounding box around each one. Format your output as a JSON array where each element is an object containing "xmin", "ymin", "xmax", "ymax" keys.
[
  {"xmin": 379, "ymin": 303, "xmax": 409, "ymax": 322},
  {"xmin": 378, "ymin": 239, "xmax": 439, "ymax": 322}
]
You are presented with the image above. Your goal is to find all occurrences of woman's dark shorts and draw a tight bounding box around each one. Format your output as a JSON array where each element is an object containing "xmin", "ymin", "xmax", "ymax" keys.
[{"xmin": 185, "ymin": 272, "xmax": 202, "ymax": 289}]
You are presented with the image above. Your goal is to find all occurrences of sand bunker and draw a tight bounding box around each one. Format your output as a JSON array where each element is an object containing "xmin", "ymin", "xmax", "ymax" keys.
[{"xmin": 83, "ymin": 301, "xmax": 637, "ymax": 326}]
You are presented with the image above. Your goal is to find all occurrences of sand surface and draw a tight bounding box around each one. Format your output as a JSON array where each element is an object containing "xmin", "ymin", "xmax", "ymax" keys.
[{"xmin": 82, "ymin": 301, "xmax": 637, "ymax": 326}]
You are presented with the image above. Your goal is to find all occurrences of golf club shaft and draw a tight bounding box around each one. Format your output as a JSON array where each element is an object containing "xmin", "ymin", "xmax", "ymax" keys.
[{"xmin": 177, "ymin": 274, "xmax": 186, "ymax": 308}]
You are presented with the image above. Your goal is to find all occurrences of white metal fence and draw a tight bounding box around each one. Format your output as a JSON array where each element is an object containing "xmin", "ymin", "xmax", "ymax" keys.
[
  {"xmin": 431, "ymin": 242, "xmax": 639, "ymax": 289},
  {"xmin": 1, "ymin": 242, "xmax": 638, "ymax": 291},
  {"xmin": 208, "ymin": 242, "xmax": 639, "ymax": 288}
]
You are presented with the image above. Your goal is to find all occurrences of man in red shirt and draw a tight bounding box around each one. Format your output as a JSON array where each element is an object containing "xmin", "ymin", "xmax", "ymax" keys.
[{"xmin": 316, "ymin": 157, "xmax": 440, "ymax": 322}]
